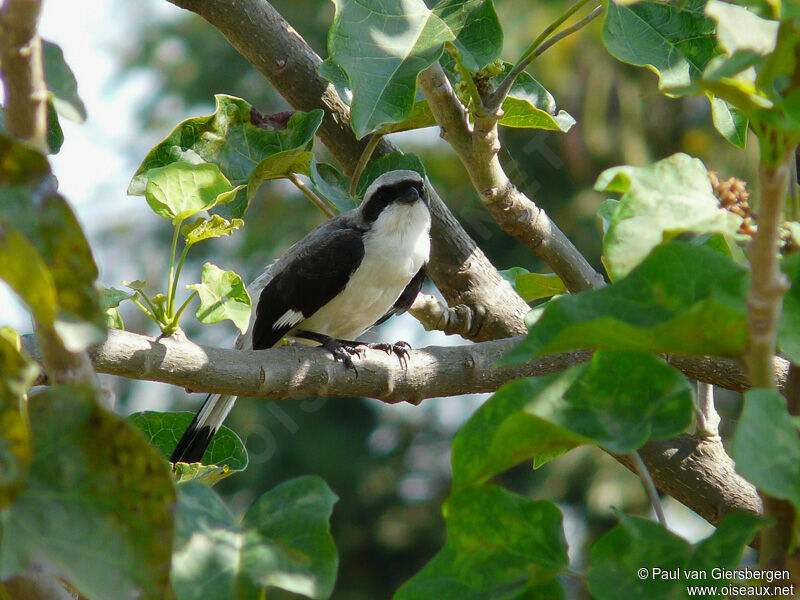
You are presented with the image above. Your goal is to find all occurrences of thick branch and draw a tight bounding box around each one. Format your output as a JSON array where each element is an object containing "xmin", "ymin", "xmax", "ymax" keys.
[
  {"xmin": 418, "ymin": 63, "xmax": 605, "ymax": 293},
  {"xmin": 165, "ymin": 0, "xmax": 529, "ymax": 341}
]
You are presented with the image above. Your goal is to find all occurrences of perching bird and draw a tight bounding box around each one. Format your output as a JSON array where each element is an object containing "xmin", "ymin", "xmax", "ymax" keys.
[{"xmin": 170, "ymin": 170, "xmax": 431, "ymax": 464}]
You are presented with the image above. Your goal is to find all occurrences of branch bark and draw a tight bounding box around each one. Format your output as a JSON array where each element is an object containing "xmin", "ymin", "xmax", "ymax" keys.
[{"xmin": 164, "ymin": 0, "xmax": 529, "ymax": 341}]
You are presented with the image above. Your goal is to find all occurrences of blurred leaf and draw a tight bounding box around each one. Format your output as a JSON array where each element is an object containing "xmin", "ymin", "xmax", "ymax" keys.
[
  {"xmin": 0, "ymin": 134, "xmax": 104, "ymax": 351},
  {"xmin": 46, "ymin": 101, "xmax": 64, "ymax": 154},
  {"xmin": 310, "ymin": 159, "xmax": 356, "ymax": 213},
  {"xmin": 172, "ymin": 476, "xmax": 338, "ymax": 600},
  {"xmin": 515, "ymin": 273, "xmax": 567, "ymax": 301},
  {"xmin": 100, "ymin": 286, "xmax": 134, "ymax": 331},
  {"xmin": 172, "ymin": 462, "xmax": 233, "ymax": 486},
  {"xmin": 596, "ymin": 153, "xmax": 742, "ymax": 280},
  {"xmin": 42, "ymin": 40, "xmax": 87, "ymax": 122},
  {"xmin": 0, "ymin": 328, "xmax": 35, "ymax": 509},
  {"xmin": 706, "ymin": 0, "xmax": 779, "ymax": 57},
  {"xmin": 121, "ymin": 279, "xmax": 147, "ymax": 291},
  {"xmin": 503, "ymin": 242, "xmax": 749, "ymax": 364},
  {"xmin": 328, "ymin": 0, "xmax": 454, "ymax": 137},
  {"xmin": 732, "ymin": 389, "xmax": 800, "ymax": 512},
  {"xmin": 597, "ymin": 198, "xmax": 619, "ymax": 234},
  {"xmin": 188, "ymin": 263, "xmax": 252, "ymax": 333},
  {"xmin": 779, "ymin": 252, "xmax": 800, "ymax": 363},
  {"xmin": 493, "ymin": 64, "xmax": 575, "ymax": 131},
  {"xmin": 394, "ymin": 486, "xmax": 568, "ymax": 600},
  {"xmin": 433, "ymin": 0, "xmax": 503, "ymax": 73},
  {"xmin": 691, "ymin": 512, "xmax": 764, "ymax": 573},
  {"xmin": 145, "ymin": 162, "xmax": 234, "ymax": 223},
  {"xmin": 182, "ymin": 215, "xmax": 244, "ymax": 246},
  {"xmin": 355, "ymin": 152, "xmax": 427, "ymax": 199},
  {"xmin": 128, "ymin": 410, "xmax": 248, "ymax": 472},
  {"xmin": 128, "ymin": 95, "xmax": 322, "ymax": 194},
  {"xmin": 710, "ymin": 96, "xmax": 748, "ymax": 148},
  {"xmin": 602, "ymin": 0, "xmax": 718, "ymax": 91},
  {"xmin": 452, "ymin": 351, "xmax": 692, "ymax": 486},
  {"xmin": 0, "ymin": 385, "xmax": 175, "ymax": 600}
]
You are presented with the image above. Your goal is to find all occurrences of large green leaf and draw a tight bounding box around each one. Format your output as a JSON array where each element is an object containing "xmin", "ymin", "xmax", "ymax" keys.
[
  {"xmin": 452, "ymin": 350, "xmax": 693, "ymax": 486},
  {"xmin": 0, "ymin": 386, "xmax": 175, "ymax": 600},
  {"xmin": 433, "ymin": 0, "xmax": 503, "ymax": 73},
  {"xmin": 503, "ymin": 242, "xmax": 749, "ymax": 364},
  {"xmin": 328, "ymin": 0, "xmax": 456, "ymax": 137},
  {"xmin": 492, "ymin": 64, "xmax": 575, "ymax": 131},
  {"xmin": 42, "ymin": 40, "xmax": 87, "ymax": 123},
  {"xmin": 596, "ymin": 153, "xmax": 742, "ymax": 280},
  {"xmin": 145, "ymin": 162, "xmax": 234, "ymax": 223},
  {"xmin": 587, "ymin": 512, "xmax": 762, "ymax": 600},
  {"xmin": 394, "ymin": 486, "xmax": 568, "ymax": 600},
  {"xmin": 0, "ymin": 328, "xmax": 36, "ymax": 509},
  {"xmin": 128, "ymin": 411, "xmax": 248, "ymax": 472},
  {"xmin": 603, "ymin": 0, "xmax": 718, "ymax": 91},
  {"xmin": 172, "ymin": 476, "xmax": 338, "ymax": 600},
  {"xmin": 0, "ymin": 134, "xmax": 104, "ymax": 351},
  {"xmin": 732, "ymin": 389, "xmax": 800, "ymax": 512},
  {"xmin": 188, "ymin": 263, "xmax": 252, "ymax": 333},
  {"xmin": 128, "ymin": 96, "xmax": 323, "ymax": 195}
]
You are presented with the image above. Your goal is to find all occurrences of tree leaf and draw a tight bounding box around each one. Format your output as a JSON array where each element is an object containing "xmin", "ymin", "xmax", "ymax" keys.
[
  {"xmin": 145, "ymin": 162, "xmax": 234, "ymax": 223},
  {"xmin": 710, "ymin": 95, "xmax": 749, "ymax": 148},
  {"xmin": 705, "ymin": 0, "xmax": 779, "ymax": 58},
  {"xmin": 128, "ymin": 410, "xmax": 248, "ymax": 472},
  {"xmin": 0, "ymin": 385, "xmax": 175, "ymax": 600},
  {"xmin": 452, "ymin": 350, "xmax": 693, "ymax": 486},
  {"xmin": 328, "ymin": 0, "xmax": 455, "ymax": 137},
  {"xmin": 515, "ymin": 272, "xmax": 567, "ymax": 301},
  {"xmin": 394, "ymin": 486, "xmax": 568, "ymax": 600},
  {"xmin": 100, "ymin": 287, "xmax": 135, "ymax": 331},
  {"xmin": 596, "ymin": 153, "xmax": 742, "ymax": 280},
  {"xmin": 42, "ymin": 40, "xmax": 87, "ymax": 123},
  {"xmin": 432, "ymin": 0, "xmax": 503, "ymax": 73},
  {"xmin": 182, "ymin": 215, "xmax": 244, "ymax": 246},
  {"xmin": 309, "ymin": 159, "xmax": 356, "ymax": 213},
  {"xmin": 128, "ymin": 95, "xmax": 323, "ymax": 194},
  {"xmin": 493, "ymin": 64, "xmax": 575, "ymax": 131},
  {"xmin": 172, "ymin": 476, "xmax": 338, "ymax": 600},
  {"xmin": 319, "ymin": 58, "xmax": 353, "ymax": 104},
  {"xmin": 602, "ymin": 0, "xmax": 718, "ymax": 91},
  {"xmin": 0, "ymin": 134, "xmax": 104, "ymax": 351},
  {"xmin": 172, "ymin": 462, "xmax": 234, "ymax": 486},
  {"xmin": 188, "ymin": 263, "xmax": 252, "ymax": 333},
  {"xmin": 502, "ymin": 242, "xmax": 750, "ymax": 364},
  {"xmin": 355, "ymin": 152, "xmax": 427, "ymax": 199},
  {"xmin": 0, "ymin": 328, "xmax": 35, "ymax": 509},
  {"xmin": 732, "ymin": 389, "xmax": 800, "ymax": 512},
  {"xmin": 778, "ymin": 236, "xmax": 800, "ymax": 364}
]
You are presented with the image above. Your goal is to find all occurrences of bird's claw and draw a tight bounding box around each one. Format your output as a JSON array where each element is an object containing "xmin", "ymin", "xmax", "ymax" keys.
[
  {"xmin": 322, "ymin": 339, "xmax": 362, "ymax": 377},
  {"xmin": 365, "ymin": 341, "xmax": 411, "ymax": 370}
]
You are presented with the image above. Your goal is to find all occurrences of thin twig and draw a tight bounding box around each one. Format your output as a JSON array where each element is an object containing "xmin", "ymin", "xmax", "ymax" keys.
[
  {"xmin": 489, "ymin": 5, "xmax": 604, "ymax": 110},
  {"xmin": 695, "ymin": 382, "xmax": 720, "ymax": 440},
  {"xmin": 630, "ymin": 451, "xmax": 668, "ymax": 528},
  {"xmin": 349, "ymin": 133, "xmax": 383, "ymax": 197},
  {"xmin": 287, "ymin": 172, "xmax": 335, "ymax": 218}
]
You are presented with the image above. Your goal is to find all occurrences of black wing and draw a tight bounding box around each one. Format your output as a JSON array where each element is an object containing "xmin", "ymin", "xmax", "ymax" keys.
[
  {"xmin": 252, "ymin": 226, "xmax": 365, "ymax": 350},
  {"xmin": 373, "ymin": 263, "xmax": 427, "ymax": 327}
]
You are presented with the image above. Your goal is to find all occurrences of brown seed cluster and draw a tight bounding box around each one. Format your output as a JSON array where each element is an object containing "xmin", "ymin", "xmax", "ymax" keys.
[{"xmin": 709, "ymin": 171, "xmax": 756, "ymax": 236}]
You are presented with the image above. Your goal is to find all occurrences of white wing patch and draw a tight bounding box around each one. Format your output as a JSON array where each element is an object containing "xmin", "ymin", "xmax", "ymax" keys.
[{"xmin": 274, "ymin": 309, "xmax": 304, "ymax": 329}]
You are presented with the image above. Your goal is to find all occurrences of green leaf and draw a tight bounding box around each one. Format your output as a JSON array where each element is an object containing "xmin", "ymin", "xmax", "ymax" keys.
[
  {"xmin": 493, "ymin": 64, "xmax": 575, "ymax": 131},
  {"xmin": 596, "ymin": 153, "xmax": 742, "ymax": 280},
  {"xmin": 587, "ymin": 512, "xmax": 763, "ymax": 600},
  {"xmin": 212, "ymin": 185, "xmax": 249, "ymax": 220},
  {"xmin": 732, "ymin": 389, "xmax": 800, "ymax": 512},
  {"xmin": 705, "ymin": 0, "xmax": 779, "ymax": 58},
  {"xmin": 0, "ymin": 134, "xmax": 104, "ymax": 351},
  {"xmin": 145, "ymin": 162, "xmax": 234, "ymax": 223},
  {"xmin": 0, "ymin": 328, "xmax": 35, "ymax": 508},
  {"xmin": 128, "ymin": 95, "xmax": 323, "ymax": 194},
  {"xmin": 172, "ymin": 462, "xmax": 234, "ymax": 486},
  {"xmin": 433, "ymin": 0, "xmax": 503, "ymax": 73},
  {"xmin": 128, "ymin": 410, "xmax": 248, "ymax": 472},
  {"xmin": 42, "ymin": 40, "xmax": 87, "ymax": 123},
  {"xmin": 46, "ymin": 101, "xmax": 64, "ymax": 154},
  {"xmin": 182, "ymin": 215, "xmax": 244, "ymax": 246},
  {"xmin": 778, "ymin": 240, "xmax": 800, "ymax": 364},
  {"xmin": 309, "ymin": 159, "xmax": 356, "ymax": 213},
  {"xmin": 172, "ymin": 476, "xmax": 338, "ymax": 600},
  {"xmin": 121, "ymin": 279, "xmax": 147, "ymax": 291},
  {"xmin": 328, "ymin": 0, "xmax": 455, "ymax": 137},
  {"xmin": 355, "ymin": 152, "xmax": 427, "ymax": 199},
  {"xmin": 710, "ymin": 95, "xmax": 748, "ymax": 148},
  {"xmin": 602, "ymin": 0, "xmax": 718, "ymax": 91},
  {"xmin": 188, "ymin": 263, "xmax": 252, "ymax": 333},
  {"xmin": 503, "ymin": 242, "xmax": 750, "ymax": 364},
  {"xmin": 394, "ymin": 486, "xmax": 568, "ymax": 600},
  {"xmin": 319, "ymin": 58, "xmax": 353, "ymax": 103},
  {"xmin": 515, "ymin": 273, "xmax": 567, "ymax": 302},
  {"xmin": 100, "ymin": 287, "xmax": 134, "ymax": 331},
  {"xmin": 452, "ymin": 351, "xmax": 692, "ymax": 486},
  {"xmin": 377, "ymin": 99, "xmax": 437, "ymax": 134},
  {"xmin": 0, "ymin": 385, "xmax": 175, "ymax": 600}
]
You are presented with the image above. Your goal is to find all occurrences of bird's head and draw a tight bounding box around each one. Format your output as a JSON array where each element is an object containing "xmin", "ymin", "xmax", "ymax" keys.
[{"xmin": 359, "ymin": 170, "xmax": 429, "ymax": 223}]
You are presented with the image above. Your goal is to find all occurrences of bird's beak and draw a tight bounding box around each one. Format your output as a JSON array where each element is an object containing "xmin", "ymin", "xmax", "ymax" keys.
[{"xmin": 397, "ymin": 186, "xmax": 421, "ymax": 205}]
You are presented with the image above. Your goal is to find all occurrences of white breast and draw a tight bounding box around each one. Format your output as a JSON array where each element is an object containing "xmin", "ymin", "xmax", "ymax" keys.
[{"xmin": 298, "ymin": 200, "xmax": 430, "ymax": 340}]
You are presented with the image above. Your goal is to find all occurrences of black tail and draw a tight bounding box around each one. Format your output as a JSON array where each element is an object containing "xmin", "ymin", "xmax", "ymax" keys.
[{"xmin": 170, "ymin": 393, "xmax": 236, "ymax": 464}]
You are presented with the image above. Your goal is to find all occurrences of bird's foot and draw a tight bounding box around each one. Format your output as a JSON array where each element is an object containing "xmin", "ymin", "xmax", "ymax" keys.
[
  {"xmin": 296, "ymin": 331, "xmax": 362, "ymax": 376},
  {"xmin": 340, "ymin": 340, "xmax": 412, "ymax": 370}
]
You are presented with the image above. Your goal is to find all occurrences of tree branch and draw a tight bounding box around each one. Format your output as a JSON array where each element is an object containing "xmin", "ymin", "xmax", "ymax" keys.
[
  {"xmin": 418, "ymin": 63, "xmax": 606, "ymax": 293},
  {"xmin": 164, "ymin": 0, "xmax": 530, "ymax": 342}
]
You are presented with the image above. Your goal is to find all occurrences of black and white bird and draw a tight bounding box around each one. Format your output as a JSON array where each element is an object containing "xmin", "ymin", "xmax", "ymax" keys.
[{"xmin": 170, "ymin": 170, "xmax": 431, "ymax": 464}]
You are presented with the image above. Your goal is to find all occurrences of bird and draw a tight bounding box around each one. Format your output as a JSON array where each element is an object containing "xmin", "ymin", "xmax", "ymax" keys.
[{"xmin": 169, "ymin": 169, "xmax": 431, "ymax": 464}]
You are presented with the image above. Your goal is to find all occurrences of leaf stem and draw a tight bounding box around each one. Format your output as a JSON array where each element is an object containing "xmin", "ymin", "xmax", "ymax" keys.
[
  {"xmin": 630, "ymin": 451, "xmax": 667, "ymax": 529},
  {"xmin": 288, "ymin": 172, "xmax": 335, "ymax": 218},
  {"xmin": 518, "ymin": 0, "xmax": 591, "ymax": 66},
  {"xmin": 349, "ymin": 133, "xmax": 384, "ymax": 198},
  {"xmin": 136, "ymin": 290, "xmax": 160, "ymax": 319},
  {"xmin": 131, "ymin": 298, "xmax": 157, "ymax": 323},
  {"xmin": 166, "ymin": 220, "xmax": 182, "ymax": 317},
  {"xmin": 171, "ymin": 289, "xmax": 198, "ymax": 328},
  {"xmin": 169, "ymin": 243, "xmax": 192, "ymax": 320}
]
